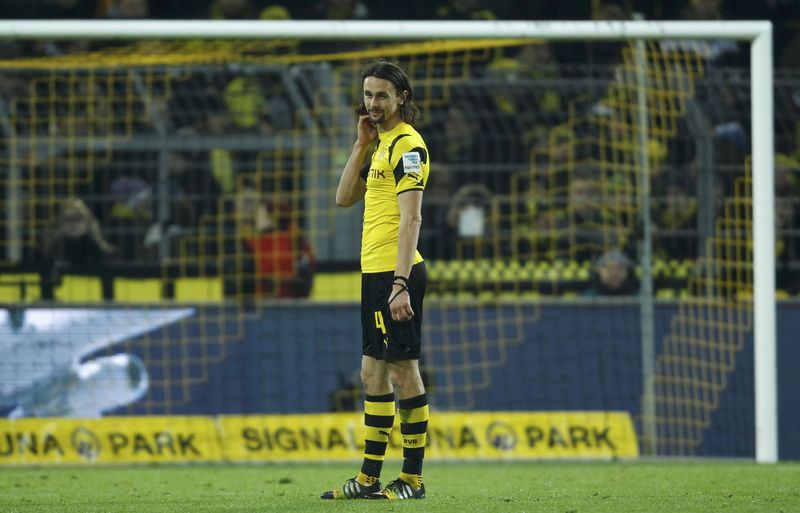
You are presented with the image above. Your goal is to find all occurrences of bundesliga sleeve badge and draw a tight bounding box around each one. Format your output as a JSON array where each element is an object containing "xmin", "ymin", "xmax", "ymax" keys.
[{"xmin": 401, "ymin": 152, "xmax": 422, "ymax": 174}]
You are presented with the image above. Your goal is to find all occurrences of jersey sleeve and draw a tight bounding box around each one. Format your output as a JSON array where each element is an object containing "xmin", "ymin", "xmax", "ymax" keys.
[
  {"xmin": 390, "ymin": 135, "xmax": 429, "ymax": 194},
  {"xmin": 359, "ymin": 160, "xmax": 370, "ymax": 181}
]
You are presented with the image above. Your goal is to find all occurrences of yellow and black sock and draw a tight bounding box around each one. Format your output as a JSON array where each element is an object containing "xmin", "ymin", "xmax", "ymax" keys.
[
  {"xmin": 398, "ymin": 393, "xmax": 428, "ymax": 489},
  {"xmin": 358, "ymin": 392, "xmax": 395, "ymax": 485}
]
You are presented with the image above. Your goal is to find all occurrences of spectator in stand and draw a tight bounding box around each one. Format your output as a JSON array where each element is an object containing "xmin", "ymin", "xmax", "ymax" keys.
[
  {"xmin": 661, "ymin": 0, "xmax": 742, "ymax": 66},
  {"xmin": 223, "ymin": 75, "xmax": 293, "ymax": 135},
  {"xmin": 293, "ymin": 0, "xmax": 371, "ymax": 52},
  {"xmin": 168, "ymin": 151, "xmax": 221, "ymax": 221},
  {"xmin": 421, "ymin": 102, "xmax": 485, "ymax": 260},
  {"xmin": 301, "ymin": 0, "xmax": 370, "ymax": 20},
  {"xmin": 107, "ymin": 174, "xmax": 154, "ymax": 260},
  {"xmin": 444, "ymin": 183, "xmax": 493, "ymax": 259},
  {"xmin": 228, "ymin": 181, "xmax": 316, "ymax": 298},
  {"xmin": 584, "ymin": 249, "xmax": 639, "ymax": 297},
  {"xmin": 101, "ymin": 0, "xmax": 149, "ymax": 19},
  {"xmin": 567, "ymin": 172, "xmax": 604, "ymax": 223},
  {"xmin": 199, "ymin": 95, "xmax": 241, "ymax": 195},
  {"xmin": 653, "ymin": 181, "xmax": 699, "ymax": 261},
  {"xmin": 433, "ymin": 0, "xmax": 496, "ymax": 20},
  {"xmin": 249, "ymin": 199, "xmax": 316, "ymax": 298},
  {"xmin": 775, "ymin": 154, "xmax": 800, "ymax": 295},
  {"xmin": 586, "ymin": 1, "xmax": 629, "ymax": 67},
  {"xmin": 12, "ymin": 0, "xmax": 99, "ymax": 56},
  {"xmin": 208, "ymin": 0, "xmax": 257, "ymax": 19},
  {"xmin": 534, "ymin": 168, "xmax": 630, "ymax": 263},
  {"xmin": 38, "ymin": 197, "xmax": 115, "ymax": 299},
  {"xmin": 257, "ymin": 4, "xmax": 291, "ymax": 20},
  {"xmin": 429, "ymin": 103, "xmax": 480, "ymax": 166},
  {"xmin": 0, "ymin": 42, "xmax": 27, "ymax": 104},
  {"xmin": 142, "ymin": 151, "xmax": 221, "ymax": 253},
  {"xmin": 486, "ymin": 42, "xmax": 565, "ymax": 149},
  {"xmin": 431, "ymin": 97, "xmax": 524, "ymax": 188}
]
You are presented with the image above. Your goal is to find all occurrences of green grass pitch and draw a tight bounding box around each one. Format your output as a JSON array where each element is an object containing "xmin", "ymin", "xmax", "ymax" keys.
[{"xmin": 2, "ymin": 461, "xmax": 799, "ymax": 512}]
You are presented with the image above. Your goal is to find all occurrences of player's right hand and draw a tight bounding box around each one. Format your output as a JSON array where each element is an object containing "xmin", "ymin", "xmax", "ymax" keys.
[{"xmin": 357, "ymin": 115, "xmax": 378, "ymax": 145}]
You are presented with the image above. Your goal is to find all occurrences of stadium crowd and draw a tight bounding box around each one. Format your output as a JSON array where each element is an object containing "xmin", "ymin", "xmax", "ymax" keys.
[
  {"xmin": 1, "ymin": 0, "xmax": 799, "ymax": 67},
  {"xmin": 1, "ymin": 0, "xmax": 800, "ymax": 298}
]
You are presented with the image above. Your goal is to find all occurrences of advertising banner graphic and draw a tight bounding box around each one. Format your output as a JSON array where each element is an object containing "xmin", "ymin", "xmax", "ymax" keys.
[
  {"xmin": 0, "ymin": 411, "xmax": 638, "ymax": 464},
  {"xmin": 0, "ymin": 307, "xmax": 194, "ymax": 418},
  {"xmin": 0, "ymin": 416, "xmax": 220, "ymax": 464},
  {"xmin": 220, "ymin": 411, "xmax": 639, "ymax": 461}
]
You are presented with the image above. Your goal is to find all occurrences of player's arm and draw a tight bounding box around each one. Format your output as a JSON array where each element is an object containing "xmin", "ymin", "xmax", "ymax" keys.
[
  {"xmin": 390, "ymin": 189, "xmax": 423, "ymax": 322},
  {"xmin": 335, "ymin": 116, "xmax": 376, "ymax": 207}
]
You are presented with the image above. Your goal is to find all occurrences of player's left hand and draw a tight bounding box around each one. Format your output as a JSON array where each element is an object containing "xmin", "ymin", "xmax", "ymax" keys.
[{"xmin": 389, "ymin": 283, "xmax": 414, "ymax": 322}]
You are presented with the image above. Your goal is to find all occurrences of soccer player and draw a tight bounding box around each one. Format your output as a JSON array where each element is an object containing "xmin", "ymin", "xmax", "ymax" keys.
[{"xmin": 320, "ymin": 59, "xmax": 429, "ymax": 501}]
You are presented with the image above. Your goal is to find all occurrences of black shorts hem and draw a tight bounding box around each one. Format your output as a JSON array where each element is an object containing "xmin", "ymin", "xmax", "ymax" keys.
[{"xmin": 361, "ymin": 261, "xmax": 426, "ymax": 362}]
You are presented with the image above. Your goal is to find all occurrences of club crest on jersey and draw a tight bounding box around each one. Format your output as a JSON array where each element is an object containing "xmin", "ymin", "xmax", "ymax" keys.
[{"xmin": 402, "ymin": 152, "xmax": 422, "ymax": 174}]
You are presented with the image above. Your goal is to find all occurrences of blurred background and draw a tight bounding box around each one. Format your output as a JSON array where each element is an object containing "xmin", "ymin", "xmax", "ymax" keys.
[{"xmin": 1, "ymin": 0, "xmax": 799, "ymax": 461}]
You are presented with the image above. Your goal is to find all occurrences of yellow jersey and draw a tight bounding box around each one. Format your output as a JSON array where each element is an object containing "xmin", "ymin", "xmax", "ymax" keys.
[{"xmin": 359, "ymin": 121, "xmax": 429, "ymax": 273}]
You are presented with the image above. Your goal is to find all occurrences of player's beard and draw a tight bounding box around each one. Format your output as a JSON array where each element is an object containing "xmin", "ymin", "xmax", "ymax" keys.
[{"xmin": 369, "ymin": 109, "xmax": 385, "ymax": 124}]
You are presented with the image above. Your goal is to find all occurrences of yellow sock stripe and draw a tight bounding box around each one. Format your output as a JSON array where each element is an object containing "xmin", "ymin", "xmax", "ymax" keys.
[
  {"xmin": 364, "ymin": 425, "xmax": 392, "ymax": 442},
  {"xmin": 357, "ymin": 472, "xmax": 379, "ymax": 485},
  {"xmin": 365, "ymin": 400, "xmax": 396, "ymax": 416},
  {"xmin": 399, "ymin": 404, "xmax": 429, "ymax": 424},
  {"xmin": 399, "ymin": 472, "xmax": 423, "ymax": 489},
  {"xmin": 363, "ymin": 453, "xmax": 385, "ymax": 461}
]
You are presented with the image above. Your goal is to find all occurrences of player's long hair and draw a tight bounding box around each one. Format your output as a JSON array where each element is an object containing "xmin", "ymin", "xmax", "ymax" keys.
[{"xmin": 360, "ymin": 58, "xmax": 420, "ymax": 125}]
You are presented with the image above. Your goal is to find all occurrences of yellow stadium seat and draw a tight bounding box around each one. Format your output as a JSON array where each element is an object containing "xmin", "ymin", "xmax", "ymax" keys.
[
  {"xmin": 560, "ymin": 267, "xmax": 577, "ymax": 280},
  {"xmin": 115, "ymin": 278, "xmax": 163, "ymax": 303},
  {"xmin": 455, "ymin": 290, "xmax": 475, "ymax": 300},
  {"xmin": 54, "ymin": 275, "xmax": 103, "ymax": 303},
  {"xmin": 0, "ymin": 273, "xmax": 42, "ymax": 302},
  {"xmin": 656, "ymin": 288, "xmax": 676, "ymax": 299},
  {"xmin": 174, "ymin": 277, "xmax": 223, "ymax": 302},
  {"xmin": 425, "ymin": 260, "xmax": 442, "ymax": 274},
  {"xmin": 309, "ymin": 272, "xmax": 361, "ymax": 301},
  {"xmin": 478, "ymin": 290, "xmax": 495, "ymax": 301}
]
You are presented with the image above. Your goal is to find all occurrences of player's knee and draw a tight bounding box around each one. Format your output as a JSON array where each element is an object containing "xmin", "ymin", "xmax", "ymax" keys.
[
  {"xmin": 360, "ymin": 367, "xmax": 374, "ymax": 385},
  {"xmin": 387, "ymin": 364, "xmax": 419, "ymax": 390},
  {"xmin": 361, "ymin": 367, "xmax": 389, "ymax": 389}
]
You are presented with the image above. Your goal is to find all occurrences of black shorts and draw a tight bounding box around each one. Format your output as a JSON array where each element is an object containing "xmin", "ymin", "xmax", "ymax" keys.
[{"xmin": 361, "ymin": 261, "xmax": 426, "ymax": 362}]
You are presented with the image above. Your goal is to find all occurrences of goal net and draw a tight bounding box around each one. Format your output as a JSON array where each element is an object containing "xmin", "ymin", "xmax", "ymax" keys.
[{"xmin": 0, "ymin": 21, "xmax": 781, "ymax": 462}]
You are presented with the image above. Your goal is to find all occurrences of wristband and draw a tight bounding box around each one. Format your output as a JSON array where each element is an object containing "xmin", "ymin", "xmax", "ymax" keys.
[
  {"xmin": 389, "ymin": 285, "xmax": 409, "ymax": 304},
  {"xmin": 389, "ymin": 275, "xmax": 409, "ymax": 304},
  {"xmin": 393, "ymin": 275, "xmax": 409, "ymax": 286}
]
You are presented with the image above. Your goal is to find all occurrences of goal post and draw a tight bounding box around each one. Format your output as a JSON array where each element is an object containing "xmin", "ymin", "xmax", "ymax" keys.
[{"xmin": 0, "ymin": 19, "xmax": 776, "ymax": 462}]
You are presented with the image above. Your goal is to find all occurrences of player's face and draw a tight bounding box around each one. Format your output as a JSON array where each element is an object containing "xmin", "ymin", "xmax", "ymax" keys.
[{"xmin": 363, "ymin": 76, "xmax": 402, "ymax": 127}]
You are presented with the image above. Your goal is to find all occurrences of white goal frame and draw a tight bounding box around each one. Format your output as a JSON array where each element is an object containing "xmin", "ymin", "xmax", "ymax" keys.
[{"xmin": 0, "ymin": 19, "xmax": 776, "ymax": 462}]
